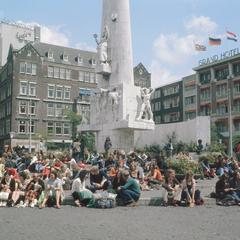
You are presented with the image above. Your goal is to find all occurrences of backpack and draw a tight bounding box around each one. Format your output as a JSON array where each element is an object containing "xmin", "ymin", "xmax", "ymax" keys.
[{"xmin": 94, "ymin": 198, "xmax": 116, "ymax": 209}]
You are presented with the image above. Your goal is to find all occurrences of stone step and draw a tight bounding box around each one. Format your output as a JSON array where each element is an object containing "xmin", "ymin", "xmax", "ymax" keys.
[{"xmin": 62, "ymin": 195, "xmax": 216, "ymax": 207}]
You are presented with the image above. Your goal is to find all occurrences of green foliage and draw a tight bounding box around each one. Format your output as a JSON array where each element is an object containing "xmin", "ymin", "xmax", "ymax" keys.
[
  {"xmin": 144, "ymin": 144, "xmax": 161, "ymax": 155},
  {"xmin": 233, "ymin": 135, "xmax": 240, "ymax": 150},
  {"xmin": 211, "ymin": 122, "xmax": 221, "ymax": 144},
  {"xmin": 168, "ymin": 158, "xmax": 200, "ymax": 175},
  {"xmin": 65, "ymin": 109, "xmax": 82, "ymax": 140},
  {"xmin": 206, "ymin": 142, "xmax": 227, "ymax": 154},
  {"xmin": 80, "ymin": 132, "xmax": 96, "ymax": 152}
]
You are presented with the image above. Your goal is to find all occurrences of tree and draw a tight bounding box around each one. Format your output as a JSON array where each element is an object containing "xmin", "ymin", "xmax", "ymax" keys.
[{"xmin": 65, "ymin": 110, "xmax": 82, "ymax": 140}]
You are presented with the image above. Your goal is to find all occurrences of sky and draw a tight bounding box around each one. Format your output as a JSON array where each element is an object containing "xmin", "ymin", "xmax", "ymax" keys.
[{"xmin": 1, "ymin": 0, "xmax": 240, "ymax": 88}]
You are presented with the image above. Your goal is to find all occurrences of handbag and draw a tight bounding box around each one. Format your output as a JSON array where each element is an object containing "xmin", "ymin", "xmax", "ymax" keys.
[
  {"xmin": 79, "ymin": 190, "xmax": 93, "ymax": 201},
  {"xmin": 0, "ymin": 192, "xmax": 9, "ymax": 201}
]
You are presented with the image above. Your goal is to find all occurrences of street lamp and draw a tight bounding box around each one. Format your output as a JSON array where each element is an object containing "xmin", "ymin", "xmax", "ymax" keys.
[
  {"xmin": 228, "ymin": 81, "xmax": 233, "ymax": 158},
  {"xmin": 9, "ymin": 131, "xmax": 15, "ymax": 149}
]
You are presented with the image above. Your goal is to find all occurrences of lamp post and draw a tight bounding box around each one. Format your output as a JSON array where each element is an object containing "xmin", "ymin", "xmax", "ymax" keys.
[
  {"xmin": 228, "ymin": 83, "xmax": 233, "ymax": 158},
  {"xmin": 29, "ymin": 99, "xmax": 32, "ymax": 154},
  {"xmin": 9, "ymin": 131, "xmax": 15, "ymax": 149}
]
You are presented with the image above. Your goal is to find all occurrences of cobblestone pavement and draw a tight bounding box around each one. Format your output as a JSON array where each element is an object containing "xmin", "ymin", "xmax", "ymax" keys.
[{"xmin": 0, "ymin": 204, "xmax": 239, "ymax": 240}]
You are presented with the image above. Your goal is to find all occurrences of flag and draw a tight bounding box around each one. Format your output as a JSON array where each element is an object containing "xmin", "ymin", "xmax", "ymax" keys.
[
  {"xmin": 226, "ymin": 31, "xmax": 237, "ymax": 42},
  {"xmin": 195, "ymin": 43, "xmax": 206, "ymax": 51},
  {"xmin": 209, "ymin": 37, "xmax": 221, "ymax": 46}
]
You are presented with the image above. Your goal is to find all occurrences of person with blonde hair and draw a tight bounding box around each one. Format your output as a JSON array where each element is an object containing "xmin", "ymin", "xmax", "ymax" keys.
[{"xmin": 162, "ymin": 169, "xmax": 182, "ymax": 206}]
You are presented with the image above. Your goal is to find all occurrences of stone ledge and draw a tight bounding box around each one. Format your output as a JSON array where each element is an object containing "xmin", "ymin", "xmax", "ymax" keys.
[{"xmin": 62, "ymin": 194, "xmax": 216, "ymax": 207}]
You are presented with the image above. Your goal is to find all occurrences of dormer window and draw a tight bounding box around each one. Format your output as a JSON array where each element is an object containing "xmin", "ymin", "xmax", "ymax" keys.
[
  {"xmin": 91, "ymin": 59, "xmax": 96, "ymax": 65},
  {"xmin": 76, "ymin": 55, "xmax": 83, "ymax": 64},
  {"xmin": 63, "ymin": 53, "xmax": 68, "ymax": 62},
  {"xmin": 48, "ymin": 50, "xmax": 53, "ymax": 59}
]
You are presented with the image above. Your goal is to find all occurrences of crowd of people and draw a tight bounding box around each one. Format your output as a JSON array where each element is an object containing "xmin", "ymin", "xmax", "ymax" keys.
[{"xmin": 0, "ymin": 144, "xmax": 239, "ymax": 209}]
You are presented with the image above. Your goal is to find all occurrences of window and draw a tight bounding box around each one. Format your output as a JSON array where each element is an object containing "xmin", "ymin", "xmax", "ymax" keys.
[
  {"xmin": 216, "ymin": 103, "xmax": 228, "ymax": 115},
  {"xmin": 185, "ymin": 96, "xmax": 196, "ymax": 106},
  {"xmin": 66, "ymin": 69, "xmax": 71, "ymax": 80},
  {"xmin": 154, "ymin": 102, "xmax": 161, "ymax": 111},
  {"xmin": 163, "ymin": 85, "xmax": 179, "ymax": 96},
  {"xmin": 29, "ymin": 101, "xmax": 36, "ymax": 115},
  {"xmin": 215, "ymin": 67, "xmax": 229, "ymax": 81},
  {"xmin": 27, "ymin": 50, "xmax": 31, "ymax": 57},
  {"xmin": 200, "ymin": 72, "xmax": 211, "ymax": 84},
  {"xmin": 19, "ymin": 101, "xmax": 27, "ymax": 114},
  {"xmin": 29, "ymin": 82, "xmax": 36, "ymax": 96},
  {"xmin": 6, "ymin": 119, "xmax": 10, "ymax": 134},
  {"xmin": 84, "ymin": 72, "xmax": 90, "ymax": 82},
  {"xmin": 48, "ymin": 85, "xmax": 55, "ymax": 98},
  {"xmin": 55, "ymin": 122, "xmax": 62, "ymax": 135},
  {"xmin": 48, "ymin": 66, "xmax": 54, "ymax": 78},
  {"xmin": 54, "ymin": 67, "xmax": 60, "ymax": 79},
  {"xmin": 233, "ymin": 63, "xmax": 240, "ymax": 76},
  {"xmin": 216, "ymin": 84, "xmax": 227, "ymax": 98},
  {"xmin": 79, "ymin": 71, "xmax": 84, "ymax": 81},
  {"xmin": 91, "ymin": 59, "xmax": 96, "ymax": 65},
  {"xmin": 164, "ymin": 112, "xmax": 180, "ymax": 122},
  {"xmin": 47, "ymin": 122, "xmax": 54, "ymax": 135},
  {"xmin": 60, "ymin": 68, "xmax": 65, "ymax": 79},
  {"xmin": 163, "ymin": 96, "xmax": 179, "ymax": 109},
  {"xmin": 63, "ymin": 54, "xmax": 68, "ymax": 62},
  {"xmin": 32, "ymin": 64, "xmax": 37, "ymax": 75},
  {"xmin": 19, "ymin": 62, "xmax": 37, "ymax": 75},
  {"xmin": 64, "ymin": 87, "xmax": 71, "ymax": 99},
  {"xmin": 56, "ymin": 86, "xmax": 63, "ymax": 99},
  {"xmin": 20, "ymin": 82, "xmax": 28, "ymax": 95},
  {"xmin": 77, "ymin": 56, "xmax": 83, "ymax": 64},
  {"xmin": 47, "ymin": 103, "xmax": 55, "ymax": 116},
  {"xmin": 20, "ymin": 62, "xmax": 25, "ymax": 73},
  {"xmin": 30, "ymin": 121, "xmax": 35, "ymax": 133},
  {"xmin": 200, "ymin": 105, "xmax": 211, "ymax": 116},
  {"xmin": 185, "ymin": 111, "xmax": 196, "ymax": 120},
  {"xmin": 19, "ymin": 120, "xmax": 27, "ymax": 133},
  {"xmin": 48, "ymin": 51, "xmax": 53, "ymax": 59},
  {"xmin": 153, "ymin": 90, "xmax": 161, "ymax": 99},
  {"xmin": 6, "ymin": 102, "xmax": 11, "ymax": 116},
  {"xmin": 63, "ymin": 123, "xmax": 70, "ymax": 135},
  {"xmin": 200, "ymin": 88, "xmax": 211, "ymax": 101},
  {"xmin": 55, "ymin": 104, "xmax": 63, "ymax": 117},
  {"xmin": 26, "ymin": 62, "xmax": 32, "ymax": 74},
  {"xmin": 234, "ymin": 82, "xmax": 240, "ymax": 94},
  {"xmin": 90, "ymin": 72, "xmax": 96, "ymax": 83}
]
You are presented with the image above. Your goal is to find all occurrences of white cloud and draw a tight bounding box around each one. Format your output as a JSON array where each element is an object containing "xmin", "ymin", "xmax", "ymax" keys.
[
  {"xmin": 184, "ymin": 16, "xmax": 218, "ymax": 34},
  {"xmin": 41, "ymin": 25, "xmax": 70, "ymax": 47},
  {"xmin": 16, "ymin": 21, "xmax": 70, "ymax": 47},
  {"xmin": 151, "ymin": 16, "xmax": 218, "ymax": 88},
  {"xmin": 153, "ymin": 33, "xmax": 197, "ymax": 65},
  {"xmin": 150, "ymin": 61, "xmax": 182, "ymax": 88}
]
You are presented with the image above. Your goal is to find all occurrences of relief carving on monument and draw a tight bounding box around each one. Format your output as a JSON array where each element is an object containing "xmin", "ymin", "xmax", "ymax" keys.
[
  {"xmin": 91, "ymin": 88, "xmax": 121, "ymax": 124},
  {"xmin": 136, "ymin": 87, "xmax": 154, "ymax": 121}
]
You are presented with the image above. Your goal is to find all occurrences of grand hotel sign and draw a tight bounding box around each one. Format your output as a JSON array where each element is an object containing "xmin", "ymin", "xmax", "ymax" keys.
[{"xmin": 199, "ymin": 48, "xmax": 239, "ymax": 66}]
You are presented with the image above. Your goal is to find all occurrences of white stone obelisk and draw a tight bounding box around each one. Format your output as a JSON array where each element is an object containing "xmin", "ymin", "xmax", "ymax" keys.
[{"xmin": 85, "ymin": 0, "xmax": 154, "ymax": 152}]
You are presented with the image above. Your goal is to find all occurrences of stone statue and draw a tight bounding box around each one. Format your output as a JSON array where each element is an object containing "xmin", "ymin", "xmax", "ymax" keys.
[
  {"xmin": 94, "ymin": 25, "xmax": 109, "ymax": 64},
  {"xmin": 104, "ymin": 136, "xmax": 112, "ymax": 155},
  {"xmin": 137, "ymin": 88, "xmax": 154, "ymax": 121}
]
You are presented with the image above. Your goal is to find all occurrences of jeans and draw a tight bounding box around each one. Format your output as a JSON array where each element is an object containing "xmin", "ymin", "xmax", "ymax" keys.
[
  {"xmin": 181, "ymin": 189, "xmax": 201, "ymax": 202},
  {"xmin": 118, "ymin": 189, "xmax": 140, "ymax": 205}
]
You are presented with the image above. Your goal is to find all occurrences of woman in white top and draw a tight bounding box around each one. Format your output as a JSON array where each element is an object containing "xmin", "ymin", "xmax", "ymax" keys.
[
  {"xmin": 71, "ymin": 170, "xmax": 93, "ymax": 207},
  {"xmin": 181, "ymin": 171, "xmax": 202, "ymax": 207}
]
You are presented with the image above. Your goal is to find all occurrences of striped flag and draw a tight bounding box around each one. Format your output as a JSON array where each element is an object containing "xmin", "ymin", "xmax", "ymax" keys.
[
  {"xmin": 209, "ymin": 37, "xmax": 221, "ymax": 46},
  {"xmin": 226, "ymin": 31, "xmax": 237, "ymax": 42},
  {"xmin": 195, "ymin": 43, "xmax": 206, "ymax": 51}
]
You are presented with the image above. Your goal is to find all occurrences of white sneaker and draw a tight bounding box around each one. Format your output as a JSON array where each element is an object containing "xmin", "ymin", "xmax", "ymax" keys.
[
  {"xmin": 2, "ymin": 201, "xmax": 7, "ymax": 207},
  {"xmin": 30, "ymin": 202, "xmax": 34, "ymax": 208},
  {"xmin": 0, "ymin": 201, "xmax": 3, "ymax": 207}
]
